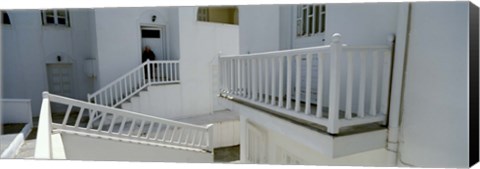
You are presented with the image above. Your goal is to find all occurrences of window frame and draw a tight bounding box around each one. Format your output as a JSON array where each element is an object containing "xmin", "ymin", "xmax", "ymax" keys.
[
  {"xmin": 295, "ymin": 4, "xmax": 325, "ymax": 39},
  {"xmin": 41, "ymin": 9, "xmax": 70, "ymax": 27},
  {"xmin": 196, "ymin": 6, "xmax": 238, "ymax": 25}
]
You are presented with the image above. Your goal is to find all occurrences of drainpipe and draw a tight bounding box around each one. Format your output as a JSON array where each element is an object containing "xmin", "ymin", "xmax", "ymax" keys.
[{"xmin": 387, "ymin": 2, "xmax": 411, "ymax": 166}]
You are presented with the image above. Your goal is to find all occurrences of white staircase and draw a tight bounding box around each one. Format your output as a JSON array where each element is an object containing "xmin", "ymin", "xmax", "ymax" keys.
[
  {"xmin": 88, "ymin": 60, "xmax": 180, "ymax": 108},
  {"xmin": 35, "ymin": 92, "xmax": 214, "ymax": 161}
]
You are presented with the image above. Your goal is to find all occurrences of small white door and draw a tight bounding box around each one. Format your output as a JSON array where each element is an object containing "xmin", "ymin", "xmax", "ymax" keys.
[
  {"xmin": 47, "ymin": 63, "xmax": 74, "ymax": 113},
  {"xmin": 47, "ymin": 63, "xmax": 73, "ymax": 97},
  {"xmin": 141, "ymin": 26, "xmax": 167, "ymax": 61}
]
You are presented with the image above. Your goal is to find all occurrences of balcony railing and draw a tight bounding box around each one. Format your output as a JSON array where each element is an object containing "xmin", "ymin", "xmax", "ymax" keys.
[
  {"xmin": 218, "ymin": 33, "xmax": 394, "ymax": 134},
  {"xmin": 88, "ymin": 60, "xmax": 180, "ymax": 108},
  {"xmin": 35, "ymin": 92, "xmax": 213, "ymax": 159}
]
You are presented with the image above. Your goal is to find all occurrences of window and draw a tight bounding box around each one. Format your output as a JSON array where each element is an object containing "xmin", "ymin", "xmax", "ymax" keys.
[
  {"xmin": 2, "ymin": 12, "xmax": 11, "ymax": 25},
  {"xmin": 296, "ymin": 4, "xmax": 325, "ymax": 37},
  {"xmin": 41, "ymin": 9, "xmax": 70, "ymax": 26},
  {"xmin": 197, "ymin": 6, "xmax": 238, "ymax": 25}
]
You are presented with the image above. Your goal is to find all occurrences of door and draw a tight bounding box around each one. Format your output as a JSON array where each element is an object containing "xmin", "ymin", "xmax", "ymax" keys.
[
  {"xmin": 141, "ymin": 26, "xmax": 167, "ymax": 61},
  {"xmin": 47, "ymin": 63, "xmax": 74, "ymax": 113}
]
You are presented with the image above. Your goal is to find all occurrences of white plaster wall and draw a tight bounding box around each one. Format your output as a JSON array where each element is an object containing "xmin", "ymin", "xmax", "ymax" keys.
[
  {"xmin": 138, "ymin": 85, "xmax": 183, "ymax": 119},
  {"xmin": 323, "ymin": 3, "xmax": 398, "ymax": 45},
  {"xmin": 177, "ymin": 7, "xmax": 239, "ymax": 118},
  {"xmin": 267, "ymin": 127, "xmax": 388, "ymax": 166},
  {"xmin": 398, "ymin": 2, "xmax": 469, "ymax": 168},
  {"xmin": 60, "ymin": 133, "xmax": 213, "ymax": 162},
  {"xmin": 1, "ymin": 99, "xmax": 32, "ymax": 124},
  {"xmin": 2, "ymin": 9, "xmax": 93, "ymax": 116},
  {"xmin": 238, "ymin": 5, "xmax": 280, "ymax": 54},
  {"xmin": 93, "ymin": 7, "xmax": 178, "ymax": 88}
]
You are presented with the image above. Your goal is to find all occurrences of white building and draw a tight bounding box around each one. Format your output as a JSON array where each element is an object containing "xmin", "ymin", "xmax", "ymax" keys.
[{"xmin": 0, "ymin": 1, "xmax": 476, "ymax": 168}]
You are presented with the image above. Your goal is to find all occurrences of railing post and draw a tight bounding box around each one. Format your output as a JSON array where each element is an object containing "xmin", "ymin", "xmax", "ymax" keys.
[
  {"xmin": 147, "ymin": 59, "xmax": 151, "ymax": 85},
  {"xmin": 328, "ymin": 33, "xmax": 342, "ymax": 134},
  {"xmin": 35, "ymin": 92, "xmax": 53, "ymax": 159},
  {"xmin": 206, "ymin": 124, "xmax": 214, "ymax": 152}
]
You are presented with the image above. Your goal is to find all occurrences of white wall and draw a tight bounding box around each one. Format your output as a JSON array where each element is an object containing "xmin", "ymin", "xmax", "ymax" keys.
[
  {"xmin": 266, "ymin": 126, "xmax": 388, "ymax": 166},
  {"xmin": 239, "ymin": 5, "xmax": 280, "ymax": 54},
  {"xmin": 240, "ymin": 3, "xmax": 399, "ymax": 119},
  {"xmin": 323, "ymin": 3, "xmax": 398, "ymax": 45},
  {"xmin": 92, "ymin": 7, "xmax": 178, "ymax": 89},
  {"xmin": 121, "ymin": 7, "xmax": 239, "ymax": 119},
  {"xmin": 398, "ymin": 2, "xmax": 469, "ymax": 167},
  {"xmin": 1, "ymin": 99, "xmax": 32, "ymax": 124},
  {"xmin": 61, "ymin": 133, "xmax": 213, "ymax": 162},
  {"xmin": 177, "ymin": 7, "xmax": 239, "ymax": 118},
  {"xmin": 2, "ymin": 9, "xmax": 94, "ymax": 116}
]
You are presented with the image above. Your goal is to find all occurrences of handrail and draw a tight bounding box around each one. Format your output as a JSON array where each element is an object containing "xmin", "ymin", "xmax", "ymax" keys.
[
  {"xmin": 221, "ymin": 45, "xmax": 331, "ymax": 58},
  {"xmin": 88, "ymin": 60, "xmax": 180, "ymax": 108},
  {"xmin": 90, "ymin": 61, "xmax": 150, "ymax": 97},
  {"xmin": 39, "ymin": 92, "xmax": 214, "ymax": 153},
  {"xmin": 218, "ymin": 33, "xmax": 395, "ymax": 134}
]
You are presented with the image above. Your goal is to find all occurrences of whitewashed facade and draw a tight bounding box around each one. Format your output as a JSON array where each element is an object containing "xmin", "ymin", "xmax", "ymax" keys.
[
  {"xmin": 0, "ymin": 2, "xmax": 474, "ymax": 168},
  {"xmin": 232, "ymin": 2, "xmax": 471, "ymax": 168}
]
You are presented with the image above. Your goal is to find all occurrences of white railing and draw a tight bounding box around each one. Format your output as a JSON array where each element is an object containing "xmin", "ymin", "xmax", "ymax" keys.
[
  {"xmin": 219, "ymin": 33, "xmax": 394, "ymax": 134},
  {"xmin": 88, "ymin": 60, "xmax": 180, "ymax": 108},
  {"xmin": 36, "ymin": 92, "xmax": 214, "ymax": 158}
]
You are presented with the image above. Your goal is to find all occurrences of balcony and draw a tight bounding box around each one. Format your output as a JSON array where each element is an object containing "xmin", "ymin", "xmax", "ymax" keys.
[{"xmin": 218, "ymin": 33, "xmax": 394, "ymax": 134}]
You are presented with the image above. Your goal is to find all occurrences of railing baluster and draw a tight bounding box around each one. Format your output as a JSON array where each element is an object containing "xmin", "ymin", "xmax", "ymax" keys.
[
  {"xmin": 242, "ymin": 59, "xmax": 247, "ymax": 97},
  {"xmin": 294, "ymin": 54, "xmax": 302, "ymax": 112},
  {"xmin": 74, "ymin": 107, "xmax": 85, "ymax": 127},
  {"xmin": 316, "ymin": 53, "xmax": 324, "ymax": 118},
  {"xmin": 270, "ymin": 57, "xmax": 276, "ymax": 105},
  {"xmin": 62, "ymin": 105, "xmax": 73, "ymax": 126},
  {"xmin": 175, "ymin": 63, "xmax": 179, "ymax": 81},
  {"xmin": 169, "ymin": 126, "xmax": 177, "ymax": 143},
  {"xmin": 345, "ymin": 51, "xmax": 354, "ymax": 119},
  {"xmin": 127, "ymin": 119, "xmax": 136, "ymax": 136},
  {"xmin": 114, "ymin": 84, "xmax": 118, "ymax": 105},
  {"xmin": 136, "ymin": 120, "xmax": 146, "ymax": 137},
  {"xmin": 189, "ymin": 129, "xmax": 197, "ymax": 146},
  {"xmin": 264, "ymin": 57, "xmax": 270, "ymax": 104},
  {"xmin": 96, "ymin": 112, "xmax": 107, "ymax": 132},
  {"xmin": 358, "ymin": 50, "xmax": 367, "ymax": 118},
  {"xmin": 258, "ymin": 58, "xmax": 263, "ymax": 102},
  {"xmin": 380, "ymin": 50, "xmax": 392, "ymax": 115},
  {"xmin": 183, "ymin": 129, "xmax": 190, "ymax": 145},
  {"xmin": 369, "ymin": 51, "xmax": 379, "ymax": 116},
  {"xmin": 145, "ymin": 122, "xmax": 155, "ymax": 139},
  {"xmin": 237, "ymin": 59, "xmax": 241, "ymax": 95},
  {"xmin": 278, "ymin": 56, "xmax": 284, "ymax": 108},
  {"xmin": 286, "ymin": 55, "xmax": 292, "ymax": 109},
  {"xmin": 252, "ymin": 59, "xmax": 258, "ymax": 101},
  {"xmin": 161, "ymin": 125, "xmax": 170, "ymax": 141},
  {"xmin": 118, "ymin": 117, "xmax": 127, "ymax": 135},
  {"xmin": 169, "ymin": 63, "xmax": 175, "ymax": 82},
  {"xmin": 86, "ymin": 110, "xmax": 97, "ymax": 130},
  {"xmin": 153, "ymin": 123, "xmax": 162, "ymax": 140},
  {"xmin": 157, "ymin": 63, "xmax": 161, "ymax": 82},
  {"xmin": 109, "ymin": 88, "xmax": 114, "ymax": 106},
  {"xmin": 107, "ymin": 115, "xmax": 117, "ymax": 133},
  {"xmin": 123, "ymin": 78, "xmax": 128, "ymax": 98},
  {"xmin": 305, "ymin": 53, "xmax": 312, "ymax": 115},
  {"xmin": 196, "ymin": 131, "xmax": 204, "ymax": 147},
  {"xmin": 176, "ymin": 128, "xmax": 184, "ymax": 143},
  {"xmin": 129, "ymin": 74, "xmax": 133, "ymax": 95}
]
